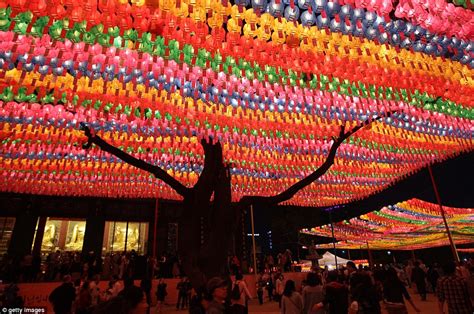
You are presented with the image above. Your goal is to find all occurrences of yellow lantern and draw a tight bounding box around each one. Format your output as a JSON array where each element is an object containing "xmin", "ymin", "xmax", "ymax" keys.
[
  {"xmin": 207, "ymin": 12, "xmax": 223, "ymax": 29},
  {"xmin": 190, "ymin": 6, "xmax": 206, "ymax": 22},
  {"xmin": 227, "ymin": 18, "xmax": 241, "ymax": 33},
  {"xmin": 174, "ymin": 2, "xmax": 189, "ymax": 18}
]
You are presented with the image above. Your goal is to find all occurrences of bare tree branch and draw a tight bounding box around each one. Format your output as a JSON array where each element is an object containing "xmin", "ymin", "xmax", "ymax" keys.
[
  {"xmin": 81, "ymin": 124, "xmax": 190, "ymax": 198},
  {"xmin": 240, "ymin": 112, "xmax": 396, "ymax": 207}
]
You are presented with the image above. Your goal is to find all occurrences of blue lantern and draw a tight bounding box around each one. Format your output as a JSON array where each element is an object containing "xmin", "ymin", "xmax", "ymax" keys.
[
  {"xmin": 297, "ymin": 0, "xmax": 312, "ymax": 10},
  {"xmin": 252, "ymin": 0, "xmax": 268, "ymax": 12},
  {"xmin": 378, "ymin": 32, "xmax": 389, "ymax": 44},
  {"xmin": 329, "ymin": 17, "xmax": 342, "ymax": 32},
  {"xmin": 364, "ymin": 27, "xmax": 378, "ymax": 40},
  {"xmin": 341, "ymin": 21, "xmax": 355, "ymax": 35},
  {"xmin": 404, "ymin": 22, "xmax": 415, "ymax": 35},
  {"xmin": 413, "ymin": 25, "xmax": 426, "ymax": 38},
  {"xmin": 313, "ymin": 0, "xmax": 327, "ymax": 13},
  {"xmin": 284, "ymin": 6, "xmax": 300, "ymax": 22},
  {"xmin": 24, "ymin": 63, "xmax": 34, "ymax": 72},
  {"xmin": 393, "ymin": 20, "xmax": 406, "ymax": 33},
  {"xmin": 364, "ymin": 11, "xmax": 377, "ymax": 27},
  {"xmin": 235, "ymin": 0, "xmax": 250, "ymax": 6},
  {"xmin": 400, "ymin": 38, "xmax": 412, "ymax": 49},
  {"xmin": 389, "ymin": 33, "xmax": 400, "ymax": 45},
  {"xmin": 301, "ymin": 10, "xmax": 317, "ymax": 26},
  {"xmin": 339, "ymin": 5, "xmax": 351, "ymax": 20},
  {"xmin": 352, "ymin": 8, "xmax": 364, "ymax": 21},
  {"xmin": 268, "ymin": 0, "xmax": 285, "ymax": 17},
  {"xmin": 325, "ymin": 1, "xmax": 341, "ymax": 17},
  {"xmin": 413, "ymin": 41, "xmax": 425, "ymax": 52},
  {"xmin": 424, "ymin": 43, "xmax": 436, "ymax": 54},
  {"xmin": 316, "ymin": 14, "xmax": 330, "ymax": 28}
]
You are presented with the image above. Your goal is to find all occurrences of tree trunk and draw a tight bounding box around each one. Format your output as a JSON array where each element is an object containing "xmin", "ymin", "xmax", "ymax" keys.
[{"xmin": 178, "ymin": 140, "xmax": 237, "ymax": 290}]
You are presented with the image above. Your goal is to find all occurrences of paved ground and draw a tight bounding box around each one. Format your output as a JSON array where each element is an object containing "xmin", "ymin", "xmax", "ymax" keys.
[{"xmin": 156, "ymin": 289, "xmax": 440, "ymax": 313}]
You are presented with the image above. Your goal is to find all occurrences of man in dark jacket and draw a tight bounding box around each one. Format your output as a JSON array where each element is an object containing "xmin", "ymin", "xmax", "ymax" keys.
[{"xmin": 49, "ymin": 275, "xmax": 76, "ymax": 314}]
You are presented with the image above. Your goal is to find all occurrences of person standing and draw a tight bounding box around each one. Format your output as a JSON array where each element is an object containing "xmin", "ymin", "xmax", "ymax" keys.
[
  {"xmin": 176, "ymin": 277, "xmax": 189, "ymax": 310},
  {"xmin": 313, "ymin": 270, "xmax": 349, "ymax": 314},
  {"xmin": 302, "ymin": 272, "xmax": 324, "ymax": 314},
  {"xmin": 275, "ymin": 273, "xmax": 284, "ymax": 307},
  {"xmin": 467, "ymin": 266, "xmax": 474, "ymax": 305},
  {"xmin": 266, "ymin": 274, "xmax": 274, "ymax": 302},
  {"xmin": 349, "ymin": 272, "xmax": 381, "ymax": 314},
  {"xmin": 284, "ymin": 250, "xmax": 293, "ymax": 272},
  {"xmin": 140, "ymin": 277, "xmax": 152, "ymax": 313},
  {"xmin": 437, "ymin": 261, "xmax": 473, "ymax": 314},
  {"xmin": 428, "ymin": 264, "xmax": 440, "ymax": 293},
  {"xmin": 405, "ymin": 261, "xmax": 414, "ymax": 288},
  {"xmin": 256, "ymin": 274, "xmax": 265, "ymax": 305},
  {"xmin": 230, "ymin": 273, "xmax": 252, "ymax": 314},
  {"xmin": 155, "ymin": 278, "xmax": 167, "ymax": 314},
  {"xmin": 383, "ymin": 267, "xmax": 420, "ymax": 314},
  {"xmin": 186, "ymin": 277, "xmax": 193, "ymax": 309},
  {"xmin": 411, "ymin": 261, "xmax": 427, "ymax": 301},
  {"xmin": 281, "ymin": 280, "xmax": 303, "ymax": 314},
  {"xmin": 265, "ymin": 254, "xmax": 275, "ymax": 272},
  {"xmin": 49, "ymin": 275, "xmax": 76, "ymax": 314},
  {"xmin": 206, "ymin": 277, "xmax": 228, "ymax": 314},
  {"xmin": 89, "ymin": 275, "xmax": 101, "ymax": 307},
  {"xmin": 75, "ymin": 281, "xmax": 93, "ymax": 314}
]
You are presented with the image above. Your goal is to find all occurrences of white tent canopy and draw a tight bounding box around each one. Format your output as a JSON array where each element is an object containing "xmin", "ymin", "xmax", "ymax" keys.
[{"xmin": 318, "ymin": 251, "xmax": 350, "ymax": 267}]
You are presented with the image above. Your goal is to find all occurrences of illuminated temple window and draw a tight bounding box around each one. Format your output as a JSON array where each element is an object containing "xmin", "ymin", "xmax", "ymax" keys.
[
  {"xmin": 32, "ymin": 218, "xmax": 87, "ymax": 252},
  {"xmin": 64, "ymin": 221, "xmax": 86, "ymax": 252},
  {"xmin": 0, "ymin": 217, "xmax": 16, "ymax": 256},
  {"xmin": 103, "ymin": 221, "xmax": 148, "ymax": 255}
]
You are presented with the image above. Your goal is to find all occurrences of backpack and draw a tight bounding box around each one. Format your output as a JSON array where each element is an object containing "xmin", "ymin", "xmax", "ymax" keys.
[{"xmin": 231, "ymin": 281, "xmax": 242, "ymax": 300}]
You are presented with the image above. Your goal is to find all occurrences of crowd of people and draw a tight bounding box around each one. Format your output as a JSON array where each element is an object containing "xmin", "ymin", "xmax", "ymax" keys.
[
  {"xmin": 1, "ymin": 251, "xmax": 474, "ymax": 314},
  {"xmin": 0, "ymin": 273, "xmax": 149, "ymax": 314},
  {"xmin": 204, "ymin": 258, "xmax": 474, "ymax": 314},
  {"xmin": 0, "ymin": 250, "xmax": 185, "ymax": 284},
  {"xmin": 0, "ymin": 249, "xmax": 295, "ymax": 285}
]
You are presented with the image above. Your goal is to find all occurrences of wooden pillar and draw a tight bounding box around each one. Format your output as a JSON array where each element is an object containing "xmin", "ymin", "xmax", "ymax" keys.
[
  {"xmin": 103, "ymin": 221, "xmax": 110, "ymax": 253},
  {"xmin": 82, "ymin": 205, "xmax": 105, "ymax": 257},
  {"xmin": 153, "ymin": 199, "xmax": 159, "ymax": 258},
  {"xmin": 31, "ymin": 216, "xmax": 47, "ymax": 256},
  {"xmin": 8, "ymin": 203, "xmax": 38, "ymax": 257},
  {"xmin": 57, "ymin": 220, "xmax": 69, "ymax": 249},
  {"xmin": 124, "ymin": 221, "xmax": 129, "ymax": 252},
  {"xmin": 250, "ymin": 205, "xmax": 258, "ymax": 275},
  {"xmin": 329, "ymin": 212, "xmax": 338, "ymax": 268}
]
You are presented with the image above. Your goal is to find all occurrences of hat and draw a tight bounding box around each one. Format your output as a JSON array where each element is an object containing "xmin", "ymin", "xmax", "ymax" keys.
[{"xmin": 207, "ymin": 277, "xmax": 227, "ymax": 294}]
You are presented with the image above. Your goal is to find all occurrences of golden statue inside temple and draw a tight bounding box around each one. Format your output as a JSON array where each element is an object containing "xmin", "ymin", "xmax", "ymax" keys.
[
  {"xmin": 41, "ymin": 222, "xmax": 57, "ymax": 251},
  {"xmin": 111, "ymin": 224, "xmax": 139, "ymax": 252},
  {"xmin": 65, "ymin": 222, "xmax": 86, "ymax": 251}
]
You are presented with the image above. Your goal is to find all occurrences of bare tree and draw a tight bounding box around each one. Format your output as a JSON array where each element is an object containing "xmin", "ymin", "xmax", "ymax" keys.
[{"xmin": 81, "ymin": 112, "xmax": 393, "ymax": 289}]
